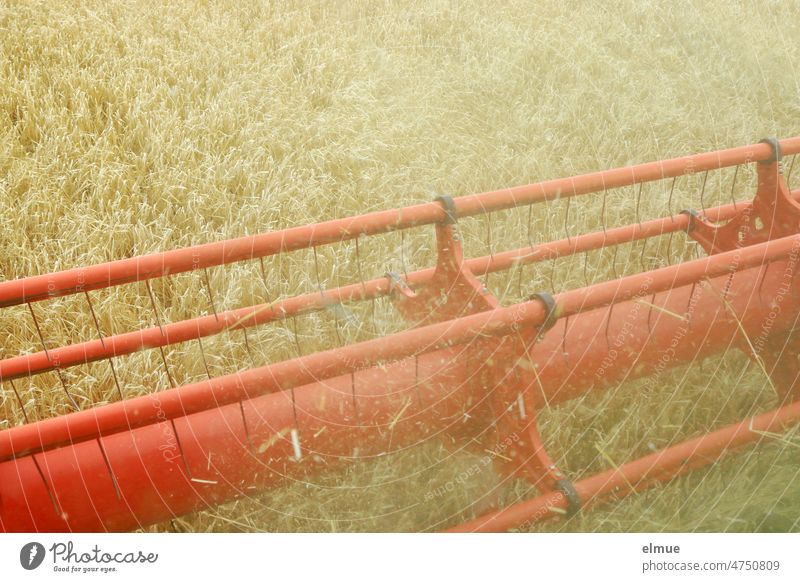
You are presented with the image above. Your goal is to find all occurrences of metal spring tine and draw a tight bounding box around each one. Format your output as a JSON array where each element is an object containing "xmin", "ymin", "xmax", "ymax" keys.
[
  {"xmin": 353, "ymin": 237, "xmax": 378, "ymax": 337},
  {"xmin": 414, "ymin": 354, "xmax": 422, "ymax": 407},
  {"xmin": 610, "ymin": 243, "xmax": 620, "ymax": 280},
  {"xmin": 686, "ymin": 281, "xmax": 698, "ymax": 327},
  {"xmin": 145, "ymin": 280, "xmax": 176, "ymax": 389},
  {"xmin": 563, "ymin": 193, "xmax": 573, "ymax": 244},
  {"xmin": 288, "ymin": 382, "xmax": 301, "ymax": 462},
  {"xmin": 197, "ymin": 336, "xmax": 212, "ymax": 380},
  {"xmin": 239, "ymin": 400, "xmax": 253, "ymax": 451},
  {"xmin": 635, "ymin": 182, "xmax": 643, "ymax": 228},
  {"xmin": 27, "ymin": 301, "xmax": 79, "ymax": 411},
  {"xmin": 145, "ymin": 279, "xmax": 165, "ymax": 334},
  {"xmin": 312, "ymin": 246, "xmax": 324, "ymax": 296},
  {"xmin": 787, "ymin": 154, "xmax": 797, "ymax": 188},
  {"xmin": 96, "ymin": 438, "xmax": 122, "ymax": 499},
  {"xmin": 646, "ymin": 292, "xmax": 657, "ymax": 333},
  {"xmin": 201, "ymin": 268, "xmax": 219, "ymax": 322},
  {"xmin": 485, "ymin": 213, "xmax": 494, "ymax": 289},
  {"xmin": 31, "ymin": 454, "xmax": 61, "ymax": 514},
  {"xmin": 699, "ymin": 170, "xmax": 709, "ymax": 214},
  {"xmin": 84, "ymin": 291, "xmax": 123, "ymax": 400},
  {"xmin": 527, "ymin": 202, "xmax": 535, "ymax": 249},
  {"xmin": 667, "ymin": 176, "xmax": 677, "ymax": 217},
  {"xmin": 7, "ymin": 378, "xmax": 30, "ymax": 423},
  {"xmin": 639, "ymin": 237, "xmax": 649, "ymax": 274},
  {"xmin": 241, "ymin": 326, "xmax": 255, "ymax": 366},
  {"xmin": 582, "ymin": 251, "xmax": 591, "ymax": 287},
  {"xmin": 290, "ymin": 316, "xmax": 303, "ymax": 357},
  {"xmin": 169, "ymin": 417, "xmax": 193, "ymax": 477},
  {"xmin": 312, "ymin": 245, "xmax": 341, "ymax": 346},
  {"xmin": 604, "ymin": 303, "xmax": 614, "ymax": 348},
  {"xmin": 665, "ymin": 177, "xmax": 678, "ymax": 266},
  {"xmin": 600, "ymin": 187, "xmax": 608, "ymax": 235},
  {"xmin": 756, "ymin": 261, "xmax": 772, "ymax": 304},
  {"xmin": 258, "ymin": 257, "xmax": 272, "ymax": 304},
  {"xmin": 729, "ymin": 164, "xmax": 740, "ymax": 209}
]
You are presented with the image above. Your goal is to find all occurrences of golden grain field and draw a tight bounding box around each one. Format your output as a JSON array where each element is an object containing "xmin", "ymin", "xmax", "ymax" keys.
[{"xmin": 1, "ymin": 0, "xmax": 799, "ymax": 532}]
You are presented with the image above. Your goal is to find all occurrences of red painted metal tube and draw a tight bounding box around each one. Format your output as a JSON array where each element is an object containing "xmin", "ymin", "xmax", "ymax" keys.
[
  {"xmin": 5, "ymin": 193, "xmax": 797, "ymax": 384},
  {"xmin": 1, "ymin": 233, "xmax": 798, "ymax": 464},
  {"xmin": 1, "ymin": 138, "xmax": 797, "ymax": 308},
  {"xmin": 447, "ymin": 400, "xmax": 800, "ymax": 532}
]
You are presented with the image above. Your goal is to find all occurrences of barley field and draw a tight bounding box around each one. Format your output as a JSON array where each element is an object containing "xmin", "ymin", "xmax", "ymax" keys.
[{"xmin": 1, "ymin": 0, "xmax": 799, "ymax": 533}]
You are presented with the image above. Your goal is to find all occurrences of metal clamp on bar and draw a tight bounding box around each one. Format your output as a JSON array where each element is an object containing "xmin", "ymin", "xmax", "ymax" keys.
[
  {"xmin": 529, "ymin": 292, "xmax": 559, "ymax": 335},
  {"xmin": 758, "ymin": 137, "xmax": 782, "ymax": 165},
  {"xmin": 435, "ymin": 195, "xmax": 459, "ymax": 225},
  {"xmin": 554, "ymin": 479, "xmax": 582, "ymax": 517}
]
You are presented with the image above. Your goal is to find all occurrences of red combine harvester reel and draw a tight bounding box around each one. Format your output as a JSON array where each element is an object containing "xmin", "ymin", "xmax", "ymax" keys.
[{"xmin": 1, "ymin": 137, "xmax": 799, "ymax": 532}]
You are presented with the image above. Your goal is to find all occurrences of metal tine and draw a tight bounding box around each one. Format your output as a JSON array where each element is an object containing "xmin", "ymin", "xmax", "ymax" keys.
[
  {"xmin": 635, "ymin": 182, "xmax": 643, "ymax": 228},
  {"xmin": 610, "ymin": 240, "xmax": 620, "ymax": 280},
  {"xmin": 257, "ymin": 257, "xmax": 273, "ymax": 305},
  {"xmin": 96, "ymin": 438, "xmax": 122, "ymax": 499},
  {"xmin": 485, "ymin": 212, "xmax": 494, "ymax": 290},
  {"xmin": 639, "ymin": 237, "xmax": 649, "ymax": 274},
  {"xmin": 290, "ymin": 316, "xmax": 303, "ymax": 357},
  {"xmin": 686, "ymin": 280, "xmax": 698, "ymax": 325},
  {"xmin": 7, "ymin": 378, "xmax": 30, "ymax": 423},
  {"xmin": 526, "ymin": 201, "xmax": 535, "ymax": 249},
  {"xmin": 604, "ymin": 302, "xmax": 615, "ymax": 349},
  {"xmin": 666, "ymin": 177, "xmax": 678, "ymax": 266},
  {"xmin": 354, "ymin": 236, "xmax": 378, "ymax": 337},
  {"xmin": 400, "ymin": 229, "xmax": 409, "ymax": 280},
  {"xmin": 413, "ymin": 354, "xmax": 423, "ymax": 408},
  {"xmin": 518, "ymin": 203, "xmax": 536, "ymax": 299},
  {"xmin": 196, "ymin": 336, "xmax": 212, "ymax": 380},
  {"xmin": 729, "ymin": 164, "xmax": 740, "ymax": 209},
  {"xmin": 756, "ymin": 261, "xmax": 772, "ymax": 305},
  {"xmin": 201, "ymin": 268, "xmax": 220, "ymax": 322},
  {"xmin": 565, "ymin": 180, "xmax": 575, "ymax": 244},
  {"xmin": 313, "ymin": 245, "xmax": 343, "ymax": 347},
  {"xmin": 145, "ymin": 279, "xmax": 176, "ymax": 389},
  {"xmin": 646, "ymin": 291, "xmax": 657, "ymax": 333},
  {"xmin": 84, "ymin": 291, "xmax": 124, "ymax": 400},
  {"xmin": 582, "ymin": 252, "xmax": 591, "ymax": 287},
  {"xmin": 27, "ymin": 301, "xmax": 80, "ymax": 411},
  {"xmin": 241, "ymin": 326, "xmax": 255, "ymax": 366}
]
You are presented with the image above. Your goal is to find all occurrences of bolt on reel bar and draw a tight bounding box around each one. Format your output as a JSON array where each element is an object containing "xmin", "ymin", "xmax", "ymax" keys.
[{"xmin": 1, "ymin": 137, "xmax": 800, "ymax": 532}]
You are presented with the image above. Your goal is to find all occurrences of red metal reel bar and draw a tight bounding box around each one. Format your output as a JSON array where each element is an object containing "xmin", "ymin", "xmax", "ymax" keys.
[{"xmin": 1, "ymin": 138, "xmax": 798, "ymax": 308}]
